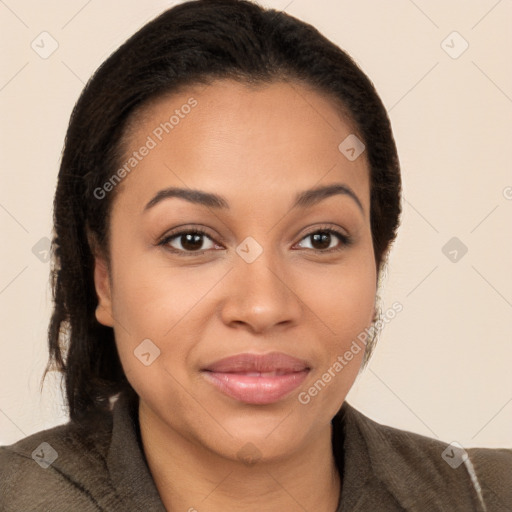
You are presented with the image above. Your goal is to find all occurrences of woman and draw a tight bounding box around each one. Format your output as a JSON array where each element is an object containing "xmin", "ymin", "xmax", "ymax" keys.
[{"xmin": 1, "ymin": 1, "xmax": 510, "ymax": 510}]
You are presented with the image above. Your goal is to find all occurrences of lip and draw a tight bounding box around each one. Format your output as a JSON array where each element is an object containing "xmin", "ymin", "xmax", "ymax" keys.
[{"xmin": 201, "ymin": 352, "xmax": 310, "ymax": 405}]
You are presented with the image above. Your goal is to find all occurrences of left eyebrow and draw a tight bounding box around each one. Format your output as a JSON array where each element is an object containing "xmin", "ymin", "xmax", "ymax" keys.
[
  {"xmin": 143, "ymin": 183, "xmax": 364, "ymax": 214},
  {"xmin": 292, "ymin": 183, "xmax": 364, "ymax": 214}
]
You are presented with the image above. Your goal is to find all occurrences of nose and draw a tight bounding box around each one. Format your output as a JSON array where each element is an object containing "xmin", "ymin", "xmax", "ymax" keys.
[{"xmin": 219, "ymin": 248, "xmax": 303, "ymax": 334}]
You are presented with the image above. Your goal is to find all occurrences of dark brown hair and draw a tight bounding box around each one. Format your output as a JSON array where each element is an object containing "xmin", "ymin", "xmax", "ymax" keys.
[{"xmin": 45, "ymin": 0, "xmax": 401, "ymax": 422}]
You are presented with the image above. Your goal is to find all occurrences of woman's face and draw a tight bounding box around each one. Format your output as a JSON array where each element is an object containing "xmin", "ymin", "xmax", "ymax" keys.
[{"xmin": 94, "ymin": 79, "xmax": 377, "ymax": 461}]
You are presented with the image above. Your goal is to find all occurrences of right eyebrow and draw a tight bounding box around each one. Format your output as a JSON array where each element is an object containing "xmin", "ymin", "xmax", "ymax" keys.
[{"xmin": 144, "ymin": 187, "xmax": 229, "ymax": 212}]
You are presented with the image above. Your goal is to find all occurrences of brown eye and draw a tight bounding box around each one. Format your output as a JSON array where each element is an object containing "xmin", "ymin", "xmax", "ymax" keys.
[
  {"xmin": 296, "ymin": 228, "xmax": 351, "ymax": 252},
  {"xmin": 177, "ymin": 232, "xmax": 208, "ymax": 251},
  {"xmin": 310, "ymin": 232, "xmax": 333, "ymax": 250},
  {"xmin": 160, "ymin": 229, "xmax": 218, "ymax": 254}
]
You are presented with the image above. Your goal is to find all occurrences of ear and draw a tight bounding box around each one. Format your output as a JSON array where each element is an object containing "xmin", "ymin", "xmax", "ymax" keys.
[
  {"xmin": 371, "ymin": 298, "xmax": 379, "ymax": 324},
  {"xmin": 87, "ymin": 228, "xmax": 114, "ymax": 327},
  {"xmin": 93, "ymin": 255, "xmax": 114, "ymax": 327}
]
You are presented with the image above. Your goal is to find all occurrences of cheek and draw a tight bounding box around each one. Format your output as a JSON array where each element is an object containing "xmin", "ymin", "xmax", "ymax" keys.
[
  {"xmin": 106, "ymin": 246, "xmax": 233, "ymax": 391},
  {"xmin": 109, "ymin": 247, "xmax": 214, "ymax": 335},
  {"xmin": 109, "ymin": 270, "xmax": 197, "ymax": 352},
  {"xmin": 293, "ymin": 253, "xmax": 376, "ymax": 413},
  {"xmin": 295, "ymin": 253, "xmax": 377, "ymax": 339}
]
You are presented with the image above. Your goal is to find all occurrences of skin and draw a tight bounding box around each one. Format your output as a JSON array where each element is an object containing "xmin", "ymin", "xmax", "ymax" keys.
[{"xmin": 93, "ymin": 79, "xmax": 377, "ymax": 512}]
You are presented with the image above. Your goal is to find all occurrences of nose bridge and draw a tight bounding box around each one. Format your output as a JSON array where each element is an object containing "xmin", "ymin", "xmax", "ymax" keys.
[
  {"xmin": 239, "ymin": 247, "xmax": 283, "ymax": 297},
  {"xmin": 220, "ymin": 238, "xmax": 301, "ymax": 332}
]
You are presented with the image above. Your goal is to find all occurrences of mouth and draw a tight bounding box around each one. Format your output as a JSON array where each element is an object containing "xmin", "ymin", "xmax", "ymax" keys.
[{"xmin": 201, "ymin": 352, "xmax": 311, "ymax": 405}]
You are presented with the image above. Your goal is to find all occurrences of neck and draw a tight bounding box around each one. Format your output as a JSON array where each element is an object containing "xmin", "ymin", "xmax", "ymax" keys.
[{"xmin": 139, "ymin": 402, "xmax": 341, "ymax": 512}]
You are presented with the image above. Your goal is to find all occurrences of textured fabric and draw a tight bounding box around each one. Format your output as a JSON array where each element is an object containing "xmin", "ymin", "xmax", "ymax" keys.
[{"xmin": 1, "ymin": 389, "xmax": 510, "ymax": 511}]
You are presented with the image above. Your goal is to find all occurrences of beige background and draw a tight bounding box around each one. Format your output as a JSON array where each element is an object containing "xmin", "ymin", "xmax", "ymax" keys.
[{"xmin": 1, "ymin": 0, "xmax": 511, "ymax": 448}]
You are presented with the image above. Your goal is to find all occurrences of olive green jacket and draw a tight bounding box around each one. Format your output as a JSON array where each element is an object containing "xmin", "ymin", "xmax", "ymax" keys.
[{"xmin": 1, "ymin": 390, "xmax": 511, "ymax": 511}]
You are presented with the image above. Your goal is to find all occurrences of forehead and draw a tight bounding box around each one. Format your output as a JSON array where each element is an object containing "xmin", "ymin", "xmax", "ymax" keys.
[{"xmin": 114, "ymin": 79, "xmax": 370, "ymax": 214}]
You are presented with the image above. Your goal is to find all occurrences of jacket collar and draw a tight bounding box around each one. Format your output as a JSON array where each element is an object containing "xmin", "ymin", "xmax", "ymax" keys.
[
  {"xmin": 334, "ymin": 402, "xmax": 484, "ymax": 511},
  {"xmin": 107, "ymin": 389, "xmax": 167, "ymax": 511},
  {"xmin": 106, "ymin": 390, "xmax": 482, "ymax": 511}
]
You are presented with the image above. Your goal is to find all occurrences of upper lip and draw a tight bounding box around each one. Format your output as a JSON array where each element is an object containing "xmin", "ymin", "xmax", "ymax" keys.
[{"xmin": 202, "ymin": 352, "xmax": 310, "ymax": 373}]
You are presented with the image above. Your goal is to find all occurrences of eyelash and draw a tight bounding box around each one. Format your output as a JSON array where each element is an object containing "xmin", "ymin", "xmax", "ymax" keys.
[{"xmin": 157, "ymin": 225, "xmax": 353, "ymax": 257}]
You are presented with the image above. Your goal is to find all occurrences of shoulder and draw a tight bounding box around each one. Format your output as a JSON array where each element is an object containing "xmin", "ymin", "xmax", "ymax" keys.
[
  {"xmin": 339, "ymin": 402, "xmax": 456, "ymax": 468},
  {"xmin": 465, "ymin": 446, "xmax": 512, "ymax": 510},
  {"xmin": 337, "ymin": 402, "xmax": 512, "ymax": 510},
  {"xmin": 343, "ymin": 401, "xmax": 512, "ymax": 467},
  {"xmin": 0, "ymin": 409, "xmax": 114, "ymax": 512}
]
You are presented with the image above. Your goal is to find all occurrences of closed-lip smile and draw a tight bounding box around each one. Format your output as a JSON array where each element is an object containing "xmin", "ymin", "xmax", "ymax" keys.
[{"xmin": 201, "ymin": 352, "xmax": 311, "ymax": 405}]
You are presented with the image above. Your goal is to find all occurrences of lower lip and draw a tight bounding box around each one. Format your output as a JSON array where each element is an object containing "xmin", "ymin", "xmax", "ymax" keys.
[{"xmin": 202, "ymin": 370, "xmax": 310, "ymax": 405}]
